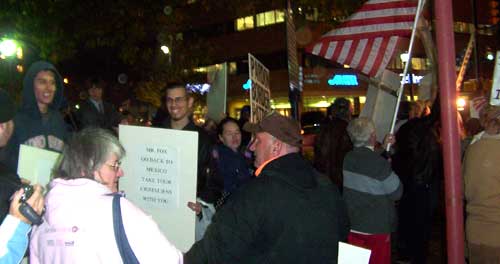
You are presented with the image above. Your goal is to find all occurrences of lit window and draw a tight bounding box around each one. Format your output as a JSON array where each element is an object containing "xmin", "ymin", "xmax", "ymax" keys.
[
  {"xmin": 305, "ymin": 8, "xmax": 319, "ymax": 21},
  {"xmin": 276, "ymin": 10, "xmax": 285, "ymax": 22},
  {"xmin": 256, "ymin": 10, "xmax": 285, "ymax": 27},
  {"xmin": 229, "ymin": 62, "xmax": 237, "ymax": 75},
  {"xmin": 236, "ymin": 16, "xmax": 254, "ymax": 31}
]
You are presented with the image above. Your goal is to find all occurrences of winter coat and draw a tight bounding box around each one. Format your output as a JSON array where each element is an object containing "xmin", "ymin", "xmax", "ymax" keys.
[
  {"xmin": 343, "ymin": 147, "xmax": 403, "ymax": 234},
  {"xmin": 29, "ymin": 178, "xmax": 183, "ymax": 264},
  {"xmin": 184, "ymin": 153, "xmax": 350, "ymax": 264},
  {"xmin": 464, "ymin": 133, "xmax": 500, "ymax": 247},
  {"xmin": 163, "ymin": 119, "xmax": 222, "ymax": 204}
]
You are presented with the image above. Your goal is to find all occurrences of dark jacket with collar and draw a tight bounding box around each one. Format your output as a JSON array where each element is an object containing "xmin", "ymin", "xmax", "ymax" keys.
[
  {"xmin": 185, "ymin": 152, "xmax": 350, "ymax": 264},
  {"xmin": 76, "ymin": 99, "xmax": 121, "ymax": 132},
  {"xmin": 163, "ymin": 119, "xmax": 222, "ymax": 203},
  {"xmin": 0, "ymin": 162, "xmax": 21, "ymax": 223},
  {"xmin": 5, "ymin": 61, "xmax": 68, "ymax": 171}
]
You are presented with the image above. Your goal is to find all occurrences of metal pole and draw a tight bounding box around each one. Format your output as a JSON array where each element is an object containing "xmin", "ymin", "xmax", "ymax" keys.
[
  {"xmin": 387, "ymin": 0, "xmax": 425, "ymax": 151},
  {"xmin": 470, "ymin": 0, "xmax": 480, "ymax": 81},
  {"xmin": 434, "ymin": 0, "xmax": 465, "ymax": 263}
]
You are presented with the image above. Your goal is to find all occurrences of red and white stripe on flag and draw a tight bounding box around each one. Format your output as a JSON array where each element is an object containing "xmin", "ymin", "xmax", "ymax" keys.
[{"xmin": 306, "ymin": 0, "xmax": 418, "ymax": 78}]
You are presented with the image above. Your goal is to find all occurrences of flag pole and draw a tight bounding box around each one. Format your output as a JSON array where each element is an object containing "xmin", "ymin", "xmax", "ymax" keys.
[{"xmin": 387, "ymin": 0, "xmax": 426, "ymax": 150}]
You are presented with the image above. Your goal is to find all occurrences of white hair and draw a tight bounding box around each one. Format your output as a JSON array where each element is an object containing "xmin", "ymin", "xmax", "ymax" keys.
[{"xmin": 347, "ymin": 117, "xmax": 375, "ymax": 147}]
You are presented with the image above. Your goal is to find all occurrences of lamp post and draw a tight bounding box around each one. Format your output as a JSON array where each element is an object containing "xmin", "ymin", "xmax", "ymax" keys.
[{"xmin": 161, "ymin": 45, "xmax": 171, "ymax": 64}]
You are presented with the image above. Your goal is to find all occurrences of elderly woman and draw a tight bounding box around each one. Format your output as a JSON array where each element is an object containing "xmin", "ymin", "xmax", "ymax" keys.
[
  {"xmin": 343, "ymin": 117, "xmax": 402, "ymax": 264},
  {"xmin": 464, "ymin": 105, "xmax": 500, "ymax": 263},
  {"xmin": 29, "ymin": 128, "xmax": 182, "ymax": 263}
]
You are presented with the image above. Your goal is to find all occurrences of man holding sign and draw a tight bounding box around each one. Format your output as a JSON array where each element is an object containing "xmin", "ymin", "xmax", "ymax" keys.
[
  {"xmin": 185, "ymin": 112, "xmax": 349, "ymax": 263},
  {"xmin": 162, "ymin": 84, "xmax": 221, "ymax": 208}
]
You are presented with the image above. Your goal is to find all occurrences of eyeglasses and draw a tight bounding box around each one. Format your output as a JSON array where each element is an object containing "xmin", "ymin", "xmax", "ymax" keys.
[
  {"xmin": 166, "ymin": 96, "xmax": 187, "ymax": 105},
  {"xmin": 104, "ymin": 161, "xmax": 122, "ymax": 172}
]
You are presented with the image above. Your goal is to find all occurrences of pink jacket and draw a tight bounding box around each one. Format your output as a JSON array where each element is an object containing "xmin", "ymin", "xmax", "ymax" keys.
[{"xmin": 30, "ymin": 178, "xmax": 183, "ymax": 263}]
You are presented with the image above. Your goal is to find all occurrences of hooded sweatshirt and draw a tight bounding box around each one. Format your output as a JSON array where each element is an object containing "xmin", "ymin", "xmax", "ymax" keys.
[{"xmin": 5, "ymin": 61, "xmax": 68, "ymax": 171}]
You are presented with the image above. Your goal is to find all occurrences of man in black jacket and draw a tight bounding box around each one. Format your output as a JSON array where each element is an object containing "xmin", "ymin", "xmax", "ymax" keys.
[
  {"xmin": 0, "ymin": 90, "xmax": 21, "ymax": 222},
  {"xmin": 162, "ymin": 83, "xmax": 222, "ymax": 207},
  {"xmin": 185, "ymin": 111, "xmax": 349, "ymax": 264},
  {"xmin": 76, "ymin": 78, "xmax": 122, "ymax": 132}
]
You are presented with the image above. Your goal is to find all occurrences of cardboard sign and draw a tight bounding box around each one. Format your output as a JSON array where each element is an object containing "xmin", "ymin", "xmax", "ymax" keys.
[
  {"xmin": 17, "ymin": 144, "xmax": 60, "ymax": 189},
  {"xmin": 119, "ymin": 125, "xmax": 198, "ymax": 252},
  {"xmin": 207, "ymin": 63, "xmax": 227, "ymax": 122},
  {"xmin": 248, "ymin": 53, "xmax": 271, "ymax": 123},
  {"xmin": 490, "ymin": 51, "xmax": 500, "ymax": 106}
]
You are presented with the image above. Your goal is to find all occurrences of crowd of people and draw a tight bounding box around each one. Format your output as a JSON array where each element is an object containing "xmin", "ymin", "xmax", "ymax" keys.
[{"xmin": 0, "ymin": 59, "xmax": 499, "ymax": 264}]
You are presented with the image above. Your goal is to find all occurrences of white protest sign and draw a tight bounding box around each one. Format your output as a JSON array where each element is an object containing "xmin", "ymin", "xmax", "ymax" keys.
[
  {"xmin": 207, "ymin": 63, "xmax": 227, "ymax": 122},
  {"xmin": 489, "ymin": 51, "xmax": 500, "ymax": 106},
  {"xmin": 248, "ymin": 53, "xmax": 271, "ymax": 122},
  {"xmin": 17, "ymin": 144, "xmax": 60, "ymax": 189},
  {"xmin": 119, "ymin": 125, "xmax": 198, "ymax": 252},
  {"xmin": 338, "ymin": 242, "xmax": 371, "ymax": 264}
]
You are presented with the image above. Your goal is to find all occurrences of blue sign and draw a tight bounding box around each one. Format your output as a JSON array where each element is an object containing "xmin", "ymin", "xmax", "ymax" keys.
[
  {"xmin": 327, "ymin": 74, "xmax": 358, "ymax": 86},
  {"xmin": 243, "ymin": 79, "xmax": 252, "ymax": 90}
]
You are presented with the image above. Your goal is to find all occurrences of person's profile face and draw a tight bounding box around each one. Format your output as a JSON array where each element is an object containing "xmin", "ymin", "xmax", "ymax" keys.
[
  {"xmin": 0, "ymin": 120, "xmax": 14, "ymax": 147},
  {"xmin": 248, "ymin": 132, "xmax": 274, "ymax": 168},
  {"xmin": 93, "ymin": 154, "xmax": 123, "ymax": 192}
]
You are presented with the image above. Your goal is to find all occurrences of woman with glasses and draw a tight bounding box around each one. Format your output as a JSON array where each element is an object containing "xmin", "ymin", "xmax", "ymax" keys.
[{"xmin": 29, "ymin": 128, "xmax": 182, "ymax": 263}]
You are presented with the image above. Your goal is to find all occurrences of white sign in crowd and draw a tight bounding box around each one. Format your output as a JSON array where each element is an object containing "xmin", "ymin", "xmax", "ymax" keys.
[{"xmin": 119, "ymin": 125, "xmax": 198, "ymax": 252}]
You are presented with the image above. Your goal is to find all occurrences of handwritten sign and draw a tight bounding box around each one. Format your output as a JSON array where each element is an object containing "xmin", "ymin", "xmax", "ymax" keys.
[
  {"xmin": 119, "ymin": 125, "xmax": 198, "ymax": 252},
  {"xmin": 134, "ymin": 145, "xmax": 179, "ymax": 209},
  {"xmin": 248, "ymin": 53, "xmax": 271, "ymax": 123},
  {"xmin": 490, "ymin": 51, "xmax": 500, "ymax": 106}
]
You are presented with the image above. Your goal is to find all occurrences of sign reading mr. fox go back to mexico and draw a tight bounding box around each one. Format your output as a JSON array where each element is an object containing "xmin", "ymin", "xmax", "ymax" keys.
[{"xmin": 248, "ymin": 53, "xmax": 271, "ymax": 123}]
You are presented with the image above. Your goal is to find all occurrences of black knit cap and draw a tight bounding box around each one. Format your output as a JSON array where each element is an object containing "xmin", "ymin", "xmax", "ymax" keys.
[{"xmin": 0, "ymin": 90, "xmax": 16, "ymax": 123}]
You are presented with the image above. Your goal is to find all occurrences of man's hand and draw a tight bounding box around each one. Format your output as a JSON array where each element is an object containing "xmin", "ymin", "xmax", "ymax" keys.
[
  {"xmin": 9, "ymin": 184, "xmax": 44, "ymax": 224},
  {"xmin": 187, "ymin": 201, "xmax": 202, "ymax": 215}
]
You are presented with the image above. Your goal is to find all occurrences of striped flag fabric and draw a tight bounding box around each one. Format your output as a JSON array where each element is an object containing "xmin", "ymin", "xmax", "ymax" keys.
[{"xmin": 306, "ymin": 0, "xmax": 418, "ymax": 78}]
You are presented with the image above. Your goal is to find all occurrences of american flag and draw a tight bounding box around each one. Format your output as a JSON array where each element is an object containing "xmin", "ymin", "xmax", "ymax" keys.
[{"xmin": 306, "ymin": 0, "xmax": 418, "ymax": 78}]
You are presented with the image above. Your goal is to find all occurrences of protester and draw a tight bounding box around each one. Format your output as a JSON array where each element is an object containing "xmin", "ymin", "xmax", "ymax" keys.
[
  {"xmin": 392, "ymin": 98, "xmax": 442, "ymax": 263},
  {"xmin": 162, "ymin": 83, "xmax": 222, "ymax": 210},
  {"xmin": 0, "ymin": 89, "xmax": 45, "ymax": 264},
  {"xmin": 29, "ymin": 128, "xmax": 182, "ymax": 263},
  {"xmin": 185, "ymin": 111, "xmax": 349, "ymax": 264},
  {"xmin": 343, "ymin": 117, "xmax": 402, "ymax": 264},
  {"xmin": 0, "ymin": 90, "xmax": 20, "ymax": 223},
  {"xmin": 76, "ymin": 77, "xmax": 122, "ymax": 132},
  {"xmin": 464, "ymin": 105, "xmax": 500, "ymax": 263},
  {"xmin": 5, "ymin": 61, "xmax": 69, "ymax": 171},
  {"xmin": 314, "ymin": 97, "xmax": 353, "ymax": 188},
  {"xmin": 213, "ymin": 117, "xmax": 252, "ymax": 196}
]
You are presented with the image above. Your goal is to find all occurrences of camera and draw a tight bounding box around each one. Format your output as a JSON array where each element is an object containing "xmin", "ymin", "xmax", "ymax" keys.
[
  {"xmin": 18, "ymin": 184, "xmax": 43, "ymax": 225},
  {"xmin": 19, "ymin": 184, "xmax": 34, "ymax": 203}
]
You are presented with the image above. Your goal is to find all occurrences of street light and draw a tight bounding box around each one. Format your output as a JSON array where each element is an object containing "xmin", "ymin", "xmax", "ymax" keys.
[
  {"xmin": 0, "ymin": 39, "xmax": 18, "ymax": 58},
  {"xmin": 160, "ymin": 45, "xmax": 170, "ymax": 54}
]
